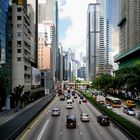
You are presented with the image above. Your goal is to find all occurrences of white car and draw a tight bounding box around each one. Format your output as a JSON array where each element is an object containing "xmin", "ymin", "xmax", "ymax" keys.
[
  {"xmin": 51, "ymin": 108, "xmax": 60, "ymax": 116},
  {"xmin": 66, "ymin": 99, "xmax": 73, "ymax": 109},
  {"xmin": 106, "ymin": 104, "xmax": 113, "ymax": 110},
  {"xmin": 80, "ymin": 113, "xmax": 90, "ymax": 122}
]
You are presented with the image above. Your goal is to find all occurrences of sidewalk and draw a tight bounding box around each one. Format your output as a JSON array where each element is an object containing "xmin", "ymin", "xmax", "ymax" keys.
[{"xmin": 0, "ymin": 97, "xmax": 45, "ymax": 125}]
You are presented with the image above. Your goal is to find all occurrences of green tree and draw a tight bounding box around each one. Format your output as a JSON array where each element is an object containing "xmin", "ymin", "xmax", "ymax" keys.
[
  {"xmin": 74, "ymin": 79, "xmax": 81, "ymax": 89},
  {"xmin": 92, "ymin": 74, "xmax": 112, "ymax": 92},
  {"xmin": 115, "ymin": 63, "xmax": 140, "ymax": 98},
  {"xmin": 13, "ymin": 85, "xmax": 24, "ymax": 110}
]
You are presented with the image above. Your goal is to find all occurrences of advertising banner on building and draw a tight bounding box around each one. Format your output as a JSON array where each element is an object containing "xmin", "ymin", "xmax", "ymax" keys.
[{"xmin": 32, "ymin": 67, "xmax": 41, "ymax": 86}]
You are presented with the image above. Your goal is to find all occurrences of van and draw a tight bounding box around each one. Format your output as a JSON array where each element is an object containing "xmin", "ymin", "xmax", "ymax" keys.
[
  {"xmin": 66, "ymin": 114, "xmax": 76, "ymax": 128},
  {"xmin": 126, "ymin": 100, "xmax": 136, "ymax": 108},
  {"xmin": 66, "ymin": 99, "xmax": 73, "ymax": 109}
]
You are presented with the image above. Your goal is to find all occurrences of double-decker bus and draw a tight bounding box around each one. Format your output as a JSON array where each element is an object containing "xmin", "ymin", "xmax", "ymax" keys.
[{"xmin": 105, "ymin": 97, "xmax": 121, "ymax": 108}]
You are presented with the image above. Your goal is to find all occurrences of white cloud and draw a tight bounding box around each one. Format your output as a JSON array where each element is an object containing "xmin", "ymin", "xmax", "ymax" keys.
[{"xmin": 59, "ymin": 0, "xmax": 96, "ymax": 59}]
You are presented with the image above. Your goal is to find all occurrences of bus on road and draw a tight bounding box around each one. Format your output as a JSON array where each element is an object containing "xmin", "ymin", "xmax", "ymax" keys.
[{"xmin": 105, "ymin": 97, "xmax": 121, "ymax": 108}]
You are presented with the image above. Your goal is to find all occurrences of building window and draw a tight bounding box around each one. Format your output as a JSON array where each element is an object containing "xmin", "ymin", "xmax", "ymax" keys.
[
  {"xmin": 24, "ymin": 66, "xmax": 28, "ymax": 70},
  {"xmin": 17, "ymin": 16, "xmax": 22, "ymax": 20},
  {"xmin": 17, "ymin": 57, "xmax": 21, "ymax": 61},
  {"xmin": 17, "ymin": 49, "xmax": 21, "ymax": 53},
  {"xmin": 17, "ymin": 24, "xmax": 22, "ymax": 28},
  {"xmin": 17, "ymin": 32, "xmax": 21, "ymax": 37},
  {"xmin": 17, "ymin": 41, "xmax": 21, "ymax": 47},
  {"xmin": 17, "ymin": 7, "xmax": 22, "ymax": 12}
]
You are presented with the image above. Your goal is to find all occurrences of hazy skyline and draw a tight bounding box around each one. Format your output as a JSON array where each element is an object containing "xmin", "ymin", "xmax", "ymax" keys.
[{"xmin": 58, "ymin": 0, "xmax": 120, "ymax": 63}]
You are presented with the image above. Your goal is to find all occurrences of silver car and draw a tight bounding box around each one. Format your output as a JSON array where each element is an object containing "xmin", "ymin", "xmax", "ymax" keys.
[
  {"xmin": 51, "ymin": 108, "xmax": 60, "ymax": 116},
  {"xmin": 80, "ymin": 113, "xmax": 90, "ymax": 122},
  {"xmin": 123, "ymin": 107, "xmax": 135, "ymax": 116}
]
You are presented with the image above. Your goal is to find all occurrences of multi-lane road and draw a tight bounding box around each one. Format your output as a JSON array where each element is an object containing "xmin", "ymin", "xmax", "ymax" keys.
[
  {"xmin": 17, "ymin": 94, "xmax": 131, "ymax": 140},
  {"xmin": 96, "ymin": 95, "xmax": 140, "ymax": 127}
]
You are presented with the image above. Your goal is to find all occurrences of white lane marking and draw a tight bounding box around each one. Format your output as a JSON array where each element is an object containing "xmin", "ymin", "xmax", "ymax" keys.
[
  {"xmin": 37, "ymin": 119, "xmax": 50, "ymax": 140},
  {"xmin": 60, "ymin": 131, "xmax": 63, "ymax": 135},
  {"xmin": 80, "ymin": 132, "xmax": 82, "ymax": 135}
]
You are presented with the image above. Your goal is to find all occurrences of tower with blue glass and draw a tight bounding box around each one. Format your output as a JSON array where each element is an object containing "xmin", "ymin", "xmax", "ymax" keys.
[
  {"xmin": 0, "ymin": 0, "xmax": 9, "ymax": 64},
  {"xmin": 0, "ymin": 0, "xmax": 9, "ymax": 110}
]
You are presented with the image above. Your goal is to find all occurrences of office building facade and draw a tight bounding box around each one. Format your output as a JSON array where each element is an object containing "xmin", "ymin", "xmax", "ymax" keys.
[
  {"xmin": 0, "ymin": 0, "xmax": 9, "ymax": 65},
  {"xmin": 8, "ymin": 2, "xmax": 32, "ymax": 93},
  {"xmin": 0, "ymin": 0, "xmax": 9, "ymax": 109},
  {"xmin": 86, "ymin": 3, "xmax": 100, "ymax": 81},
  {"xmin": 114, "ymin": 0, "xmax": 140, "ymax": 69},
  {"xmin": 38, "ymin": 0, "xmax": 55, "ymax": 23},
  {"xmin": 98, "ymin": 0, "xmax": 112, "ymax": 75}
]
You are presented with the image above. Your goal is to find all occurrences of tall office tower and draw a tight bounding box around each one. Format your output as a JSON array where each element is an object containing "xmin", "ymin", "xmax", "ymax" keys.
[
  {"xmin": 86, "ymin": 3, "xmax": 100, "ymax": 81},
  {"xmin": 55, "ymin": 0, "xmax": 59, "ymax": 81},
  {"xmin": 60, "ymin": 45, "xmax": 63, "ymax": 82},
  {"xmin": 38, "ymin": 0, "xmax": 57, "ymax": 82},
  {"xmin": 38, "ymin": 21, "xmax": 54, "ymax": 69},
  {"xmin": 0, "ymin": 0, "xmax": 9, "ymax": 65},
  {"xmin": 27, "ymin": 4, "xmax": 36, "ymax": 65},
  {"xmin": 98, "ymin": 0, "xmax": 112, "ymax": 75},
  {"xmin": 8, "ymin": 1, "xmax": 32, "ymax": 93},
  {"xmin": 0, "ymin": 0, "xmax": 9, "ymax": 109},
  {"xmin": 46, "ymin": 0, "xmax": 55, "ymax": 21},
  {"xmin": 38, "ymin": 0, "xmax": 55, "ymax": 23},
  {"xmin": 114, "ymin": 0, "xmax": 140, "ymax": 69},
  {"xmin": 27, "ymin": 0, "xmax": 38, "ymax": 67},
  {"xmin": 38, "ymin": 35, "xmax": 52, "ymax": 70}
]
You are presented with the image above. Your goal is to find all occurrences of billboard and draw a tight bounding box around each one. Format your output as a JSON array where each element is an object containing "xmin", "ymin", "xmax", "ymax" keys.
[{"xmin": 32, "ymin": 67, "xmax": 41, "ymax": 86}]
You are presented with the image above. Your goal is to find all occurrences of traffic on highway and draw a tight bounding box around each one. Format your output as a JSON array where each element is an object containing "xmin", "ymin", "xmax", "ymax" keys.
[{"xmin": 17, "ymin": 90, "xmax": 131, "ymax": 140}]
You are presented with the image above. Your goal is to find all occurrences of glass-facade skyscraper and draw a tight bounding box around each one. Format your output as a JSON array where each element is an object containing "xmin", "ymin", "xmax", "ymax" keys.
[
  {"xmin": 86, "ymin": 3, "xmax": 100, "ymax": 81},
  {"xmin": 0, "ymin": 0, "xmax": 9, "ymax": 64},
  {"xmin": 98, "ymin": 0, "xmax": 112, "ymax": 74}
]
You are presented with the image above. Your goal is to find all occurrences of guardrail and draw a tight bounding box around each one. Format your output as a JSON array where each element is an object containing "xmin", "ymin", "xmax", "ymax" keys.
[{"xmin": 0, "ymin": 93, "xmax": 55, "ymax": 140}]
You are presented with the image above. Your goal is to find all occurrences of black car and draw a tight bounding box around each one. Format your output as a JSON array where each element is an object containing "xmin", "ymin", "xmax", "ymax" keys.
[
  {"xmin": 60, "ymin": 95, "xmax": 65, "ymax": 101},
  {"xmin": 97, "ymin": 115, "xmax": 110, "ymax": 126},
  {"xmin": 66, "ymin": 114, "xmax": 76, "ymax": 128},
  {"xmin": 72, "ymin": 91, "xmax": 75, "ymax": 96}
]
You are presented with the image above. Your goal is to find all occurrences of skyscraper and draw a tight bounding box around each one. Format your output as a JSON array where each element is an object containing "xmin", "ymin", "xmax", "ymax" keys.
[
  {"xmin": 114, "ymin": 0, "xmax": 140, "ymax": 69},
  {"xmin": 8, "ymin": 1, "xmax": 32, "ymax": 92},
  {"xmin": 98, "ymin": 0, "xmax": 112, "ymax": 75},
  {"xmin": 38, "ymin": 0, "xmax": 58, "ymax": 82},
  {"xmin": 0, "ymin": 0, "xmax": 9, "ymax": 65},
  {"xmin": 38, "ymin": 0, "xmax": 55, "ymax": 23},
  {"xmin": 0, "ymin": 0, "xmax": 9, "ymax": 109},
  {"xmin": 86, "ymin": 3, "xmax": 100, "ymax": 81}
]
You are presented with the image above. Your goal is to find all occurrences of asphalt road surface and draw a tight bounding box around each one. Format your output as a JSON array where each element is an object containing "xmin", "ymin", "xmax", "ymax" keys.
[{"xmin": 17, "ymin": 94, "xmax": 131, "ymax": 140}]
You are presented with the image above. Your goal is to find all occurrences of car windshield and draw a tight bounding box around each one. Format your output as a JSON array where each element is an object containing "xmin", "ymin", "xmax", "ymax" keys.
[
  {"xmin": 128, "ymin": 108, "xmax": 134, "ymax": 111},
  {"xmin": 67, "ymin": 116, "xmax": 76, "ymax": 122},
  {"xmin": 82, "ymin": 114, "xmax": 88, "ymax": 116},
  {"xmin": 53, "ymin": 108, "xmax": 59, "ymax": 111}
]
